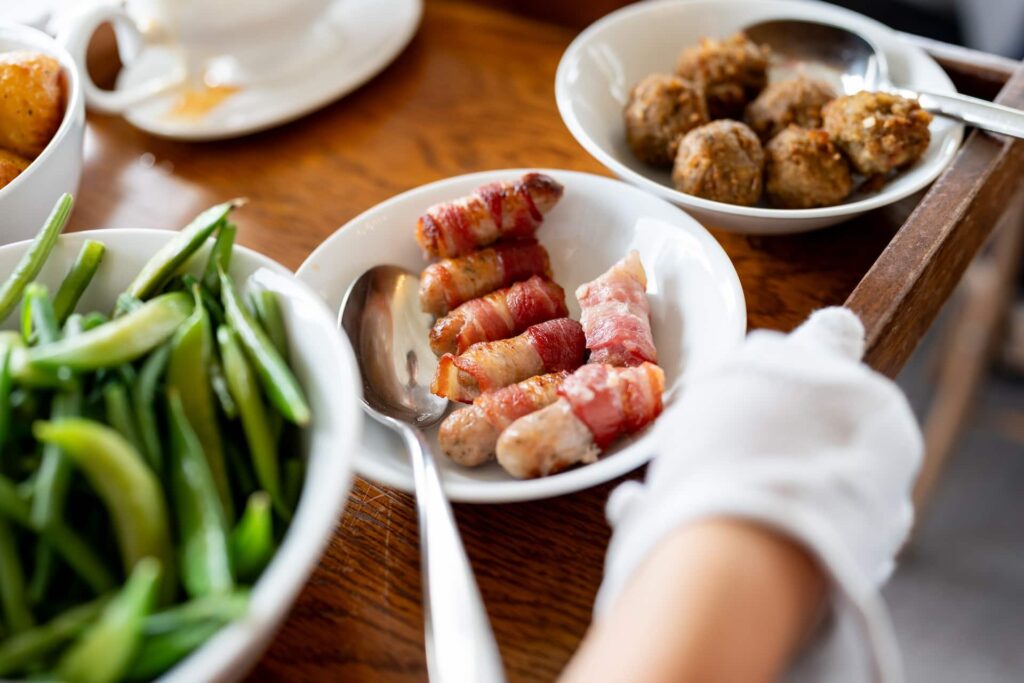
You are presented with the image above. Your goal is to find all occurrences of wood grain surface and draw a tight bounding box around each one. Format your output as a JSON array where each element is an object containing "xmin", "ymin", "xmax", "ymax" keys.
[{"xmin": 69, "ymin": 1, "xmax": 1021, "ymax": 680}]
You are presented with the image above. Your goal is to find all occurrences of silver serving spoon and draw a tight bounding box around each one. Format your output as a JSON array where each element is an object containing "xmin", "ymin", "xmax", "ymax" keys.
[
  {"xmin": 340, "ymin": 265, "xmax": 506, "ymax": 683},
  {"xmin": 744, "ymin": 18, "xmax": 1024, "ymax": 139}
]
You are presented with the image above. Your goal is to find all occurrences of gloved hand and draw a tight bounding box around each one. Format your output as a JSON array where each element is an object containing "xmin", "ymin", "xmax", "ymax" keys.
[{"xmin": 596, "ymin": 307, "xmax": 922, "ymax": 682}]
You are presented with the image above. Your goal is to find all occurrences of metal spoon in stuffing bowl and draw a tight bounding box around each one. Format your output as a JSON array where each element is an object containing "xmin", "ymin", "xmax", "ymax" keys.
[
  {"xmin": 744, "ymin": 19, "xmax": 1024, "ymax": 139},
  {"xmin": 340, "ymin": 265, "xmax": 506, "ymax": 683}
]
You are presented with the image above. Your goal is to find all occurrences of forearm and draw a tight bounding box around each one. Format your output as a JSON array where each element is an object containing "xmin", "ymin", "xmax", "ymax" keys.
[{"xmin": 561, "ymin": 518, "xmax": 828, "ymax": 683}]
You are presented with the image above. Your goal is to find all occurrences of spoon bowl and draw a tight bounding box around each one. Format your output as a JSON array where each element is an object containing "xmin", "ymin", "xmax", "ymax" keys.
[
  {"xmin": 340, "ymin": 264, "xmax": 446, "ymax": 427},
  {"xmin": 744, "ymin": 18, "xmax": 886, "ymax": 94},
  {"xmin": 744, "ymin": 17, "xmax": 1024, "ymax": 139}
]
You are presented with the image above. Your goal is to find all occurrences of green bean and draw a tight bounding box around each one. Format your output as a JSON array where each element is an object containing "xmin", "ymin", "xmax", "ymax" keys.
[
  {"xmin": 56, "ymin": 557, "xmax": 160, "ymax": 683},
  {"xmin": 114, "ymin": 292, "xmax": 144, "ymax": 317},
  {"xmin": 141, "ymin": 590, "xmax": 248, "ymax": 636},
  {"xmin": 0, "ymin": 343, "xmax": 12, "ymax": 455},
  {"xmin": 209, "ymin": 358, "xmax": 238, "ymax": 419},
  {"xmin": 0, "ymin": 518, "xmax": 33, "ymax": 633},
  {"xmin": 168, "ymin": 289, "xmax": 233, "ymax": 520},
  {"xmin": 29, "ymin": 383, "xmax": 82, "ymax": 604},
  {"xmin": 0, "ymin": 474, "xmax": 114, "ymax": 594},
  {"xmin": 202, "ymin": 222, "xmax": 236, "ymax": 296},
  {"xmin": 125, "ymin": 618, "xmax": 221, "ymax": 681},
  {"xmin": 53, "ymin": 240, "xmax": 106, "ymax": 325},
  {"xmin": 125, "ymin": 200, "xmax": 242, "ymax": 301},
  {"xmin": 131, "ymin": 342, "xmax": 171, "ymax": 472},
  {"xmin": 181, "ymin": 274, "xmax": 225, "ymax": 323},
  {"xmin": 103, "ymin": 382, "xmax": 145, "ymax": 456},
  {"xmin": 31, "ymin": 318, "xmax": 84, "ymax": 531},
  {"xmin": 231, "ymin": 492, "xmax": 274, "ymax": 582},
  {"xmin": 251, "ymin": 289, "xmax": 289, "ymax": 359},
  {"xmin": 21, "ymin": 283, "xmax": 60, "ymax": 345},
  {"xmin": 27, "ymin": 291, "xmax": 193, "ymax": 371},
  {"xmin": 0, "ymin": 194, "xmax": 73, "ymax": 323},
  {"xmin": 168, "ymin": 391, "xmax": 233, "ymax": 598},
  {"xmin": 28, "ymin": 543, "xmax": 55, "ymax": 606},
  {"xmin": 9, "ymin": 350, "xmax": 74, "ymax": 389},
  {"xmin": 80, "ymin": 312, "xmax": 108, "ymax": 331},
  {"xmin": 218, "ymin": 326, "xmax": 289, "ymax": 519},
  {"xmin": 0, "ymin": 596, "xmax": 108, "ymax": 677},
  {"xmin": 219, "ymin": 271, "xmax": 310, "ymax": 426},
  {"xmin": 32, "ymin": 419, "xmax": 172, "ymax": 578}
]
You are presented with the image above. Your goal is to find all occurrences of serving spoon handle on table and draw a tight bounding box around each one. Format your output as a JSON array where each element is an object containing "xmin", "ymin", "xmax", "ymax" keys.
[
  {"xmin": 744, "ymin": 19, "xmax": 1024, "ymax": 140},
  {"xmin": 341, "ymin": 265, "xmax": 506, "ymax": 683}
]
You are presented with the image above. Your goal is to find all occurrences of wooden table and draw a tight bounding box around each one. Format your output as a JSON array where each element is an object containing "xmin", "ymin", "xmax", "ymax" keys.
[{"xmin": 75, "ymin": 1, "xmax": 1024, "ymax": 680}]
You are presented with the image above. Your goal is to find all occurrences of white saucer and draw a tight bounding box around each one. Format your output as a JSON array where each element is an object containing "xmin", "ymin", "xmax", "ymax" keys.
[
  {"xmin": 296, "ymin": 169, "xmax": 747, "ymax": 503},
  {"xmin": 115, "ymin": 0, "xmax": 422, "ymax": 141}
]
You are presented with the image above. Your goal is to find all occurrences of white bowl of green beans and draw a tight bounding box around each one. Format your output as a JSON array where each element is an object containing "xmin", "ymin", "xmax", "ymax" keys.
[{"xmin": 0, "ymin": 196, "xmax": 362, "ymax": 682}]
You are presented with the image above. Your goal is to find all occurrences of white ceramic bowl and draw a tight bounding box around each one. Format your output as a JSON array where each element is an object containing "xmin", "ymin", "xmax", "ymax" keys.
[
  {"xmin": 0, "ymin": 23, "xmax": 85, "ymax": 243},
  {"xmin": 0, "ymin": 229, "xmax": 362, "ymax": 683},
  {"xmin": 297, "ymin": 169, "xmax": 746, "ymax": 503},
  {"xmin": 555, "ymin": 0, "xmax": 964, "ymax": 235}
]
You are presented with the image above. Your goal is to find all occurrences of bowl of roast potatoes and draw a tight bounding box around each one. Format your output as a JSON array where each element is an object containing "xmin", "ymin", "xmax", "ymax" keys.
[
  {"xmin": 555, "ymin": 0, "xmax": 964, "ymax": 234},
  {"xmin": 0, "ymin": 23, "xmax": 84, "ymax": 241}
]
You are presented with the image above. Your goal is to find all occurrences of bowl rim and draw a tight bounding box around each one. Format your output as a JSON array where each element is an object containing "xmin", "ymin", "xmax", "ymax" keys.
[
  {"xmin": 297, "ymin": 167, "xmax": 748, "ymax": 503},
  {"xmin": 0, "ymin": 227, "xmax": 363, "ymax": 682},
  {"xmin": 554, "ymin": 0, "xmax": 965, "ymax": 221},
  {"xmin": 0, "ymin": 22, "xmax": 84, "ymax": 202}
]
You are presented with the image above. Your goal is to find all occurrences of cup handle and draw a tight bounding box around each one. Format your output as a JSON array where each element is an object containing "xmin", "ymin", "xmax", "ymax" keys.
[{"xmin": 58, "ymin": 3, "xmax": 186, "ymax": 114}]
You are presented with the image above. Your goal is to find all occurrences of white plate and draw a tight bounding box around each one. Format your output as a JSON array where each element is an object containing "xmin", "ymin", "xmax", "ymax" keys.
[
  {"xmin": 115, "ymin": 0, "xmax": 422, "ymax": 140},
  {"xmin": 555, "ymin": 0, "xmax": 964, "ymax": 235},
  {"xmin": 0, "ymin": 229, "xmax": 361, "ymax": 682},
  {"xmin": 296, "ymin": 169, "xmax": 746, "ymax": 503}
]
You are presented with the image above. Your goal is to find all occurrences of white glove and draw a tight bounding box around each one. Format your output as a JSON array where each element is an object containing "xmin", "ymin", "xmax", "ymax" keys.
[{"xmin": 596, "ymin": 307, "xmax": 922, "ymax": 683}]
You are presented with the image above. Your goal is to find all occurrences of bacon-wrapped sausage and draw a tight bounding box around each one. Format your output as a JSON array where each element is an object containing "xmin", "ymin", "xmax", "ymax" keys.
[
  {"xmin": 439, "ymin": 371, "xmax": 569, "ymax": 467},
  {"xmin": 576, "ymin": 250, "xmax": 657, "ymax": 367},
  {"xmin": 496, "ymin": 363, "xmax": 665, "ymax": 478},
  {"xmin": 429, "ymin": 276, "xmax": 567, "ymax": 356},
  {"xmin": 419, "ymin": 241, "xmax": 552, "ymax": 317},
  {"xmin": 416, "ymin": 173, "xmax": 564, "ymax": 258},
  {"xmin": 431, "ymin": 318, "xmax": 585, "ymax": 403}
]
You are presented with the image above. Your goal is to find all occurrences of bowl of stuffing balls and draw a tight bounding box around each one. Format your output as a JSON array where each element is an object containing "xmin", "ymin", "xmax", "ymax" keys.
[
  {"xmin": 0, "ymin": 23, "xmax": 85, "ymax": 241},
  {"xmin": 555, "ymin": 0, "xmax": 963, "ymax": 234}
]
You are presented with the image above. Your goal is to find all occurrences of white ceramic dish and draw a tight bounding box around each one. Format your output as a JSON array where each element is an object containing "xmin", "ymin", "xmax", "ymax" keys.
[
  {"xmin": 555, "ymin": 0, "xmax": 965, "ymax": 235},
  {"xmin": 108, "ymin": 0, "xmax": 421, "ymax": 141},
  {"xmin": 0, "ymin": 229, "xmax": 362, "ymax": 683},
  {"xmin": 297, "ymin": 169, "xmax": 746, "ymax": 503},
  {"xmin": 0, "ymin": 23, "xmax": 84, "ymax": 243}
]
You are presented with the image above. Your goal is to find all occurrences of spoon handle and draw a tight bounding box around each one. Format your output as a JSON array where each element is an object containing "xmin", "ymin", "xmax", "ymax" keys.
[
  {"xmin": 911, "ymin": 89, "xmax": 1024, "ymax": 139},
  {"xmin": 402, "ymin": 425, "xmax": 507, "ymax": 683}
]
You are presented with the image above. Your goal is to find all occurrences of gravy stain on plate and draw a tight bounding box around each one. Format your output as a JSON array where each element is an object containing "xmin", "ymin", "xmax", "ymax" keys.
[{"xmin": 166, "ymin": 84, "xmax": 239, "ymax": 120}]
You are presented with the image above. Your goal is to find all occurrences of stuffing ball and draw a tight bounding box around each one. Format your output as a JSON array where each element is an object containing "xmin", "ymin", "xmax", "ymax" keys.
[
  {"xmin": 0, "ymin": 51, "xmax": 65, "ymax": 159},
  {"xmin": 822, "ymin": 91, "xmax": 932, "ymax": 176},
  {"xmin": 764, "ymin": 126, "xmax": 853, "ymax": 209},
  {"xmin": 624, "ymin": 74, "xmax": 709, "ymax": 166},
  {"xmin": 0, "ymin": 149, "xmax": 29, "ymax": 190},
  {"xmin": 744, "ymin": 76, "xmax": 836, "ymax": 141},
  {"xmin": 672, "ymin": 120, "xmax": 765, "ymax": 206},
  {"xmin": 675, "ymin": 32, "xmax": 769, "ymax": 119}
]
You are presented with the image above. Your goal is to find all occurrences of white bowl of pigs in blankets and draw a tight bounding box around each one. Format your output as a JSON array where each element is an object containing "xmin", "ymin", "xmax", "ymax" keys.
[{"xmin": 297, "ymin": 169, "xmax": 747, "ymax": 502}]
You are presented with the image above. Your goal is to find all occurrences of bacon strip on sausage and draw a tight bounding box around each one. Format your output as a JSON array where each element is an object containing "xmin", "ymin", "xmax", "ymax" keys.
[
  {"xmin": 576, "ymin": 250, "xmax": 657, "ymax": 367},
  {"xmin": 438, "ymin": 371, "xmax": 570, "ymax": 467},
  {"xmin": 419, "ymin": 240, "xmax": 552, "ymax": 318},
  {"xmin": 496, "ymin": 362, "xmax": 665, "ymax": 478},
  {"xmin": 431, "ymin": 318, "xmax": 585, "ymax": 403},
  {"xmin": 429, "ymin": 276, "xmax": 567, "ymax": 356},
  {"xmin": 416, "ymin": 173, "xmax": 564, "ymax": 258}
]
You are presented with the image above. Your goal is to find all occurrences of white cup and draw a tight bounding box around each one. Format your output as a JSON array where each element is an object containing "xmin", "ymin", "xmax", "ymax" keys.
[{"xmin": 59, "ymin": 0, "xmax": 332, "ymax": 114}]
